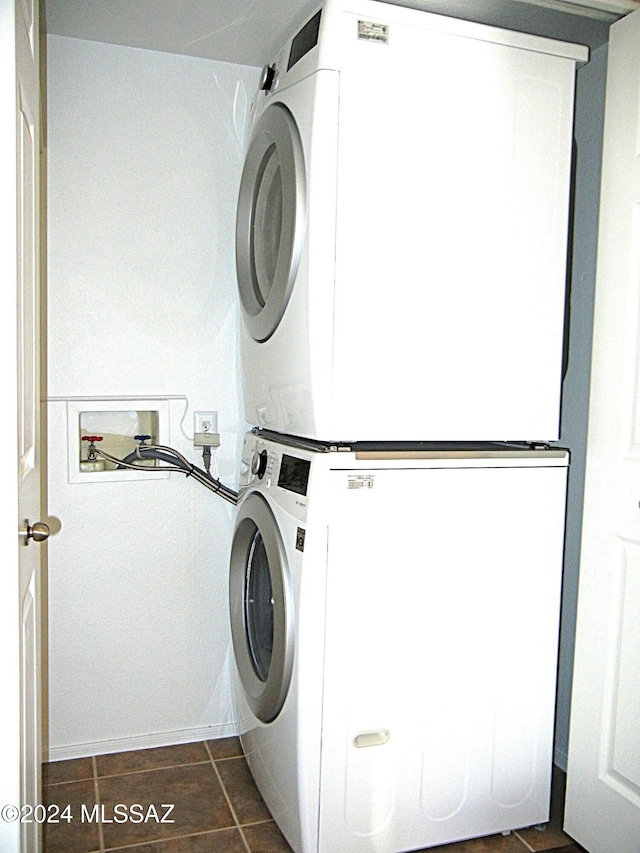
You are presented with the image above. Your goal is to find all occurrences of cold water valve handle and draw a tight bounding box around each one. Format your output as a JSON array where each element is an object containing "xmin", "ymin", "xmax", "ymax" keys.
[{"xmin": 134, "ymin": 434, "xmax": 152, "ymax": 444}]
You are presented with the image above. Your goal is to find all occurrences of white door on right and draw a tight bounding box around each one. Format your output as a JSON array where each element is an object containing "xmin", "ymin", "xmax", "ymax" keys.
[{"xmin": 564, "ymin": 8, "xmax": 640, "ymax": 851}]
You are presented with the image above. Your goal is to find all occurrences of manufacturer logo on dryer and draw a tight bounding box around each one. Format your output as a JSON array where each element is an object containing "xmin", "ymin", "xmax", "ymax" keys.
[{"xmin": 357, "ymin": 20, "xmax": 389, "ymax": 44}]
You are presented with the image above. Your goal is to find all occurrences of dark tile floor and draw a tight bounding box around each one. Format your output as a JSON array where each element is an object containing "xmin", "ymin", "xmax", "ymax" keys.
[{"xmin": 42, "ymin": 738, "xmax": 584, "ymax": 853}]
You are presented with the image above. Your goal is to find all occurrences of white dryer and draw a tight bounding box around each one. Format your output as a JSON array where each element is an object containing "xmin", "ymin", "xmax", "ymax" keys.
[
  {"xmin": 229, "ymin": 430, "xmax": 569, "ymax": 853},
  {"xmin": 235, "ymin": 0, "xmax": 588, "ymax": 443}
]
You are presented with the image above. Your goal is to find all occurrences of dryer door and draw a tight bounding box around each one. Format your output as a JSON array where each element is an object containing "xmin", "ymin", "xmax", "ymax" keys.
[
  {"xmin": 229, "ymin": 491, "xmax": 294, "ymax": 723},
  {"xmin": 236, "ymin": 102, "xmax": 306, "ymax": 342}
]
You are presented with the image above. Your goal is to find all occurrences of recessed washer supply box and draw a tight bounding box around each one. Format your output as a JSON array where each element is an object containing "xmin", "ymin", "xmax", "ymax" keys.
[{"xmin": 67, "ymin": 399, "xmax": 171, "ymax": 483}]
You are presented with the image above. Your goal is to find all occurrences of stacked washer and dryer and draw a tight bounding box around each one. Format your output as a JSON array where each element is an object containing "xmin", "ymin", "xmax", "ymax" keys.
[{"xmin": 229, "ymin": 2, "xmax": 588, "ymax": 851}]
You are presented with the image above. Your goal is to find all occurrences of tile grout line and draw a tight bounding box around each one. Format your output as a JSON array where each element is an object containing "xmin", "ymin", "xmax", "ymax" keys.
[
  {"xmin": 92, "ymin": 755, "xmax": 106, "ymax": 853},
  {"xmin": 102, "ymin": 827, "xmax": 244, "ymax": 853},
  {"xmin": 204, "ymin": 741, "xmax": 252, "ymax": 853},
  {"xmin": 46, "ymin": 776, "xmax": 95, "ymax": 786},
  {"xmin": 45, "ymin": 756, "xmax": 212, "ymax": 784},
  {"xmin": 513, "ymin": 829, "xmax": 536, "ymax": 852},
  {"xmin": 92, "ymin": 759, "xmax": 212, "ymax": 781}
]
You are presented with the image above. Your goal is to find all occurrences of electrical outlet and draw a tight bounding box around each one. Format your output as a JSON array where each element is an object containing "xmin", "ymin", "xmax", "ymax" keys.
[
  {"xmin": 194, "ymin": 411, "xmax": 217, "ymax": 434},
  {"xmin": 194, "ymin": 411, "xmax": 220, "ymax": 448}
]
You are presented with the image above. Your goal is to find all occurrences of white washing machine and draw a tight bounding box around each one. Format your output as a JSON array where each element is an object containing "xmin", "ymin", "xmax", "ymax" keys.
[
  {"xmin": 235, "ymin": 0, "xmax": 588, "ymax": 443},
  {"xmin": 229, "ymin": 429, "xmax": 569, "ymax": 853}
]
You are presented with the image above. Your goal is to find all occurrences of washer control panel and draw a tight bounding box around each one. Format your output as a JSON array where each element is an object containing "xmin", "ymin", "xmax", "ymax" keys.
[
  {"xmin": 239, "ymin": 433, "xmax": 312, "ymax": 525},
  {"xmin": 240, "ymin": 433, "xmax": 311, "ymax": 498},
  {"xmin": 240, "ymin": 435, "xmax": 278, "ymax": 487}
]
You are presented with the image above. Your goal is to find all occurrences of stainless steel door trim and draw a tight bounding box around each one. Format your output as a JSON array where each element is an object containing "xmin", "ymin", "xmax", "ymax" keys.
[
  {"xmin": 235, "ymin": 102, "xmax": 306, "ymax": 342},
  {"xmin": 229, "ymin": 491, "xmax": 295, "ymax": 723}
]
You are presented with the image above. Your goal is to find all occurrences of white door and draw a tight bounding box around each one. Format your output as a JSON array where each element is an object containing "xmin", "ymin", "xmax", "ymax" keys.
[
  {"xmin": 0, "ymin": 0, "xmax": 44, "ymax": 852},
  {"xmin": 564, "ymin": 8, "xmax": 640, "ymax": 851}
]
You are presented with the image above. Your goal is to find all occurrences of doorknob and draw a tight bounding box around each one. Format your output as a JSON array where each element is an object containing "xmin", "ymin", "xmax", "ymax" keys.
[{"xmin": 21, "ymin": 520, "xmax": 50, "ymax": 545}]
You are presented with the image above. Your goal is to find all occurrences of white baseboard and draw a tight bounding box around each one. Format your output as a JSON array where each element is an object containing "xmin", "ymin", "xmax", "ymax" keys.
[{"xmin": 44, "ymin": 721, "xmax": 240, "ymax": 763}]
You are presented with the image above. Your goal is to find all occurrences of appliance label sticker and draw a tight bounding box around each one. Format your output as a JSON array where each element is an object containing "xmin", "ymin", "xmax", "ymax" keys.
[
  {"xmin": 296, "ymin": 527, "xmax": 306, "ymax": 552},
  {"xmin": 357, "ymin": 20, "xmax": 389, "ymax": 44},
  {"xmin": 347, "ymin": 475, "xmax": 375, "ymax": 490}
]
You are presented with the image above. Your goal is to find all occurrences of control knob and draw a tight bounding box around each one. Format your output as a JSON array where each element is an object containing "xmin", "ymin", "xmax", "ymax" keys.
[
  {"xmin": 251, "ymin": 449, "xmax": 269, "ymax": 479},
  {"xmin": 259, "ymin": 64, "xmax": 276, "ymax": 92}
]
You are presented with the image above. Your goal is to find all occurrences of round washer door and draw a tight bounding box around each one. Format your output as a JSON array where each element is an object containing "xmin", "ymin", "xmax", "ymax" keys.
[
  {"xmin": 229, "ymin": 491, "xmax": 295, "ymax": 723},
  {"xmin": 235, "ymin": 102, "xmax": 306, "ymax": 342}
]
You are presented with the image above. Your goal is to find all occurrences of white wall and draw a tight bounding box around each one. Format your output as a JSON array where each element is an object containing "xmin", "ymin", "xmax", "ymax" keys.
[
  {"xmin": 45, "ymin": 29, "xmax": 607, "ymax": 766},
  {"xmin": 46, "ymin": 35, "xmax": 258, "ymax": 760}
]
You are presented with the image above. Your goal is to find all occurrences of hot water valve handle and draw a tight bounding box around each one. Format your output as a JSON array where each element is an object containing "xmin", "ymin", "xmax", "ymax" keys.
[{"xmin": 81, "ymin": 435, "xmax": 103, "ymax": 460}]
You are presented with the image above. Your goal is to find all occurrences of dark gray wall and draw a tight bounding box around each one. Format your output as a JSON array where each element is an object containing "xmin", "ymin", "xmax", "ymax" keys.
[{"xmin": 554, "ymin": 41, "xmax": 608, "ymax": 770}]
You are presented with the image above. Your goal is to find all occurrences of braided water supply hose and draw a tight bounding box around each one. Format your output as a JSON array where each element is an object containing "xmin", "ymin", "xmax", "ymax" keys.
[{"xmin": 92, "ymin": 442, "xmax": 239, "ymax": 505}]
